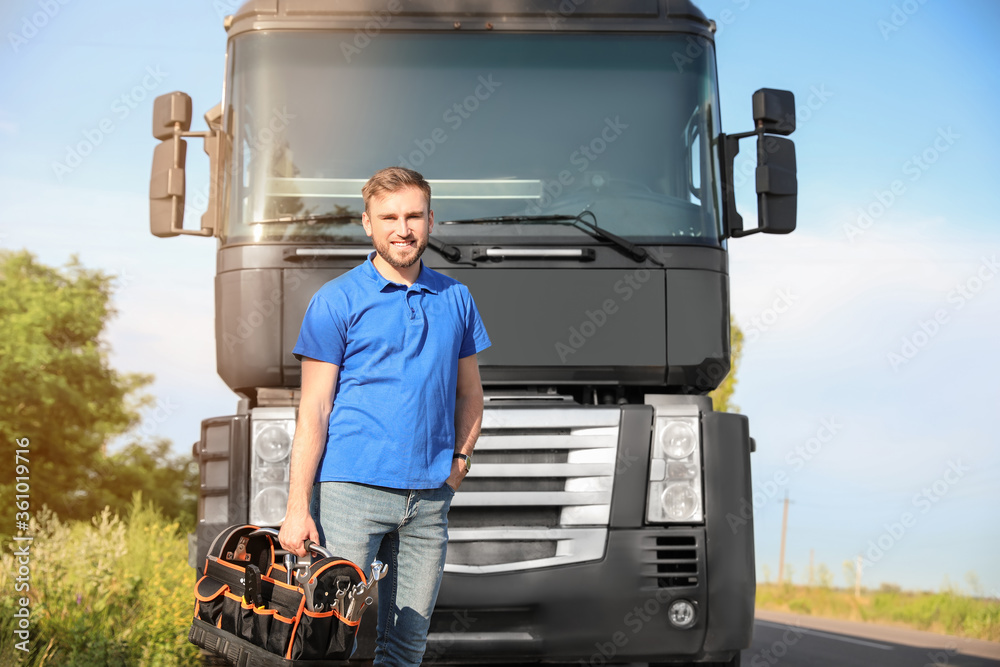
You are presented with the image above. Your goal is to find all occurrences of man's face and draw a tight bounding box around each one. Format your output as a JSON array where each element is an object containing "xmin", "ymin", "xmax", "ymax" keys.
[{"xmin": 362, "ymin": 185, "xmax": 434, "ymax": 270}]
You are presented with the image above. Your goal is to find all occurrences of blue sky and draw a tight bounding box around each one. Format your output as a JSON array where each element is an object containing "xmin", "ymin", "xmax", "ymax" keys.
[{"xmin": 1, "ymin": 0, "xmax": 998, "ymax": 595}]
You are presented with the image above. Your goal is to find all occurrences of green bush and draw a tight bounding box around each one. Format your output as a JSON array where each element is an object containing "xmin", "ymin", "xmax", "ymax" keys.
[{"xmin": 0, "ymin": 496, "xmax": 201, "ymax": 666}]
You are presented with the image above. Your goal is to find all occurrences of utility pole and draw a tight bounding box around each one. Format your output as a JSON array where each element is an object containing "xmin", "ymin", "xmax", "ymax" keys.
[{"xmin": 778, "ymin": 492, "xmax": 790, "ymax": 584}]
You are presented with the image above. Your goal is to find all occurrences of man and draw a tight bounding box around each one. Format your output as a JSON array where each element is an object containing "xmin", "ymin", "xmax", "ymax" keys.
[{"xmin": 279, "ymin": 167, "xmax": 490, "ymax": 666}]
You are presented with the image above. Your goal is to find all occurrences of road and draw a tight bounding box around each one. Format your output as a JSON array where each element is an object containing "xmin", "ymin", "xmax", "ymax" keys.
[
  {"xmin": 745, "ymin": 611, "xmax": 1000, "ymax": 667},
  {"xmin": 200, "ymin": 611, "xmax": 1000, "ymax": 666}
]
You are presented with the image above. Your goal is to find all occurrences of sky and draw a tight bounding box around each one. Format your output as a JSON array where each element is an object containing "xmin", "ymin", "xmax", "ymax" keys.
[{"xmin": 1, "ymin": 0, "xmax": 998, "ymax": 596}]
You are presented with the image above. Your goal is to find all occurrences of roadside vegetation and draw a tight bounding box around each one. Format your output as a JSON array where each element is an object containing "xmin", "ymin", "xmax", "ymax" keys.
[
  {"xmin": 1, "ymin": 251, "xmax": 201, "ymax": 665},
  {"xmin": 756, "ymin": 580, "xmax": 1000, "ymax": 642},
  {"xmin": 0, "ymin": 496, "xmax": 201, "ymax": 666}
]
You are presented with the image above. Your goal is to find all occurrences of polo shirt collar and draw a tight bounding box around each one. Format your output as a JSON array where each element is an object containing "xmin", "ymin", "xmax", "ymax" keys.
[{"xmin": 364, "ymin": 251, "xmax": 439, "ymax": 294}]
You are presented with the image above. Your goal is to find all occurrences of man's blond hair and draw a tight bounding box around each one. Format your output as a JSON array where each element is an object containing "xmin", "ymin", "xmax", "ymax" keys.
[{"xmin": 362, "ymin": 167, "xmax": 431, "ymax": 213}]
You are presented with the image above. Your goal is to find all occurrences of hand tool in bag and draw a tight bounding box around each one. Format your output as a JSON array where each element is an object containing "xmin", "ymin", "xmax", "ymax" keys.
[{"xmin": 243, "ymin": 564, "xmax": 265, "ymax": 608}]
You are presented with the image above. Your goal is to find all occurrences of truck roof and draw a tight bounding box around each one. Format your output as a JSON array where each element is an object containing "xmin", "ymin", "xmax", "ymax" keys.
[{"xmin": 226, "ymin": 0, "xmax": 713, "ymax": 38}]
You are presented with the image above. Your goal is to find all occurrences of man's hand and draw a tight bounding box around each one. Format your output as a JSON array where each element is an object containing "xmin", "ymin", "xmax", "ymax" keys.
[
  {"xmin": 279, "ymin": 510, "xmax": 320, "ymax": 557},
  {"xmin": 445, "ymin": 456, "xmax": 468, "ymax": 492}
]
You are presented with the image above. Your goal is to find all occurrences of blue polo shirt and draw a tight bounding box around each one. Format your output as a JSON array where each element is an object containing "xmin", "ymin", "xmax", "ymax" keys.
[{"xmin": 293, "ymin": 252, "xmax": 491, "ymax": 489}]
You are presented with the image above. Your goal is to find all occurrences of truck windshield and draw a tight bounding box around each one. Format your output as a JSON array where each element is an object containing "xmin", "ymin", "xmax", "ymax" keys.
[{"xmin": 224, "ymin": 31, "xmax": 723, "ymax": 247}]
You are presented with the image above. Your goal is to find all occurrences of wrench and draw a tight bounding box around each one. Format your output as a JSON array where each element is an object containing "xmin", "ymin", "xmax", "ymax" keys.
[
  {"xmin": 363, "ymin": 561, "xmax": 388, "ymax": 599},
  {"xmin": 335, "ymin": 588, "xmax": 347, "ymax": 616},
  {"xmin": 345, "ymin": 590, "xmax": 358, "ymax": 620}
]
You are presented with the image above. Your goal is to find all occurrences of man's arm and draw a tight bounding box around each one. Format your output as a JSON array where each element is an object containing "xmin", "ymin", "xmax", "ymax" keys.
[
  {"xmin": 279, "ymin": 357, "xmax": 339, "ymax": 556},
  {"xmin": 447, "ymin": 354, "xmax": 484, "ymax": 491}
]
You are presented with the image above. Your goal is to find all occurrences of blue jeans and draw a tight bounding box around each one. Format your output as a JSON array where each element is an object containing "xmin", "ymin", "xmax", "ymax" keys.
[{"xmin": 311, "ymin": 481, "xmax": 455, "ymax": 666}]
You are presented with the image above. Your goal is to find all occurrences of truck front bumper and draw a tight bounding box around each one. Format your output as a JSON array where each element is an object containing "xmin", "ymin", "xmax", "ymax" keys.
[{"xmin": 424, "ymin": 527, "xmax": 749, "ymax": 664}]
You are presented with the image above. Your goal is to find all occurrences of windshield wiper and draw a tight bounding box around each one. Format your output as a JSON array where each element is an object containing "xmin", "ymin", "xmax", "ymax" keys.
[
  {"xmin": 251, "ymin": 212, "xmax": 361, "ymax": 225},
  {"xmin": 261, "ymin": 213, "xmax": 466, "ymax": 264},
  {"xmin": 442, "ymin": 211, "xmax": 663, "ymax": 266}
]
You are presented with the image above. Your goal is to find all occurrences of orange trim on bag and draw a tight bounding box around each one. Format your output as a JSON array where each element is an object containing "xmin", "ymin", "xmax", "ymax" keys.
[
  {"xmin": 308, "ymin": 559, "xmax": 367, "ymax": 585},
  {"xmin": 240, "ymin": 599, "xmax": 277, "ymax": 615},
  {"xmin": 304, "ymin": 606, "xmax": 361, "ymax": 627},
  {"xmin": 262, "ymin": 574, "xmax": 302, "ymax": 592},
  {"xmin": 284, "ymin": 596, "xmax": 307, "ymax": 660},
  {"xmin": 213, "ymin": 559, "xmax": 248, "ymax": 575},
  {"xmin": 194, "ymin": 577, "xmax": 228, "ymax": 602}
]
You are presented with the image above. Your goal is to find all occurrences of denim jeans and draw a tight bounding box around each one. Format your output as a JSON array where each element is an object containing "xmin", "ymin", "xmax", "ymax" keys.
[{"xmin": 311, "ymin": 481, "xmax": 455, "ymax": 666}]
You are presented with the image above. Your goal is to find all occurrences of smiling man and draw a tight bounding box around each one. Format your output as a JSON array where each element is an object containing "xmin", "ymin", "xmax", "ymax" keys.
[{"xmin": 279, "ymin": 167, "xmax": 491, "ymax": 665}]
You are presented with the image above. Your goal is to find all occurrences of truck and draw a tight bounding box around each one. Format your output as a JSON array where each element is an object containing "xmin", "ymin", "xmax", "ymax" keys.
[{"xmin": 148, "ymin": 1, "xmax": 798, "ymax": 664}]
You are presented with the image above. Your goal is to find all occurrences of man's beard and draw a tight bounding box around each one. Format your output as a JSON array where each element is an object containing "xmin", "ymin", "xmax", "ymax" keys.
[{"xmin": 372, "ymin": 234, "xmax": 428, "ymax": 269}]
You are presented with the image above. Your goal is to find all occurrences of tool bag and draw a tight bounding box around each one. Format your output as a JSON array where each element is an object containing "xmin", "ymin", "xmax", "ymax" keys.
[{"xmin": 188, "ymin": 524, "xmax": 370, "ymax": 666}]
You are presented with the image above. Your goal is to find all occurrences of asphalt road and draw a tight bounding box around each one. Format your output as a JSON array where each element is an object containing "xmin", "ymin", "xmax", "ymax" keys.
[
  {"xmin": 200, "ymin": 614, "xmax": 1000, "ymax": 666},
  {"xmin": 745, "ymin": 614, "xmax": 1000, "ymax": 667}
]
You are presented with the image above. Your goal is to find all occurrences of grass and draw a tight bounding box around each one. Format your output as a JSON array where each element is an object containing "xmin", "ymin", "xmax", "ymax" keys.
[
  {"xmin": 0, "ymin": 496, "xmax": 201, "ymax": 666},
  {"xmin": 756, "ymin": 582, "xmax": 1000, "ymax": 643}
]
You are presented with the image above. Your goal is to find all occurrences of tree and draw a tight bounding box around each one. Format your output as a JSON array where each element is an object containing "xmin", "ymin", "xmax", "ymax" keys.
[
  {"xmin": 96, "ymin": 439, "xmax": 197, "ymax": 531},
  {"xmin": 709, "ymin": 317, "xmax": 744, "ymax": 413},
  {"xmin": 842, "ymin": 559, "xmax": 857, "ymax": 589},
  {"xmin": 816, "ymin": 563, "xmax": 833, "ymax": 588},
  {"xmin": 0, "ymin": 250, "xmax": 193, "ymax": 528}
]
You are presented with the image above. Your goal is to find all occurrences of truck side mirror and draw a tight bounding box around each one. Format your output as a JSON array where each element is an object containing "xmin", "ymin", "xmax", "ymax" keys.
[
  {"xmin": 719, "ymin": 88, "xmax": 798, "ymax": 239},
  {"xmin": 150, "ymin": 137, "xmax": 187, "ymax": 238},
  {"xmin": 752, "ymin": 88, "xmax": 795, "ymax": 136},
  {"xmin": 756, "ymin": 135, "xmax": 796, "ymax": 234},
  {"xmin": 148, "ymin": 91, "xmax": 216, "ymax": 238},
  {"xmin": 153, "ymin": 91, "xmax": 192, "ymax": 140}
]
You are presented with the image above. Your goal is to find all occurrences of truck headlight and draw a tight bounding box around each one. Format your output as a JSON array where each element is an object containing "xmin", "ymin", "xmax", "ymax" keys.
[
  {"xmin": 249, "ymin": 408, "xmax": 295, "ymax": 526},
  {"xmin": 647, "ymin": 416, "xmax": 703, "ymax": 523},
  {"xmin": 660, "ymin": 421, "xmax": 696, "ymax": 459}
]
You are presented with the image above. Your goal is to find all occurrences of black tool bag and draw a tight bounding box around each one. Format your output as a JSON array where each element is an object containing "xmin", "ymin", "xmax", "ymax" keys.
[{"xmin": 189, "ymin": 525, "xmax": 368, "ymax": 666}]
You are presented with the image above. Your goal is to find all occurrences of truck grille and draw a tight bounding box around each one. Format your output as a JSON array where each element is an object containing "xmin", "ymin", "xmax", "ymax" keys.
[
  {"xmin": 445, "ymin": 406, "xmax": 620, "ymax": 574},
  {"xmin": 640, "ymin": 533, "xmax": 700, "ymax": 589}
]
